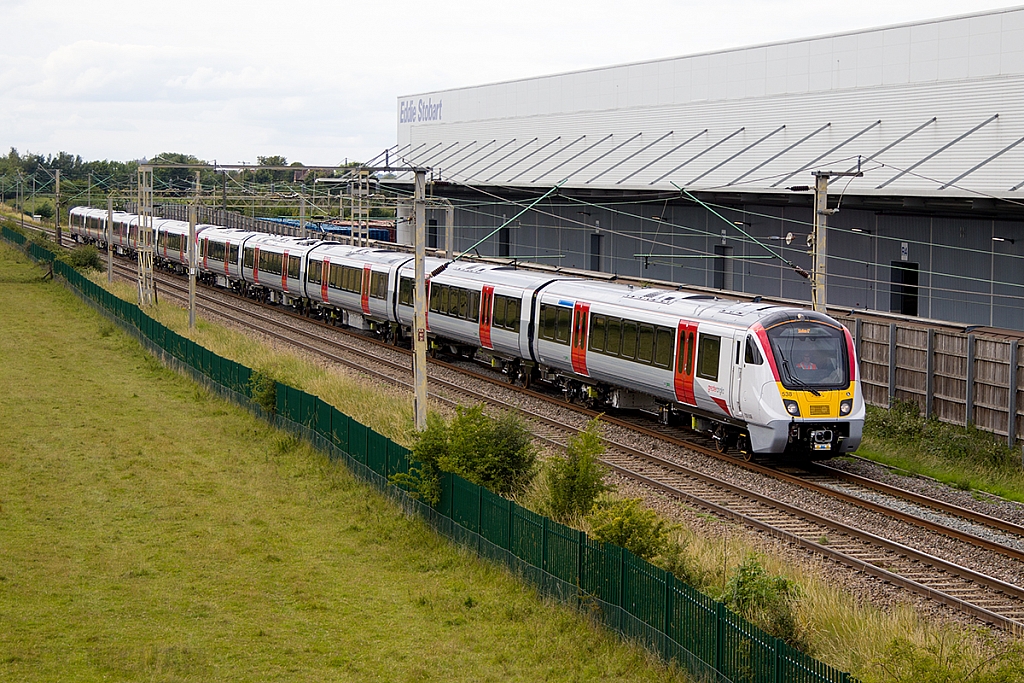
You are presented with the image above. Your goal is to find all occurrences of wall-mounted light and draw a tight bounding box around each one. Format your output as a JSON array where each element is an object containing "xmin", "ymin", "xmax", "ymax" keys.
[
  {"xmin": 851, "ymin": 227, "xmax": 872, "ymax": 234},
  {"xmin": 993, "ymin": 236, "xmax": 1015, "ymax": 244}
]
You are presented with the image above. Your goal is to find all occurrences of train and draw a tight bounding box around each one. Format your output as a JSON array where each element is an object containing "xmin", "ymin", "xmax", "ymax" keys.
[{"xmin": 69, "ymin": 206, "xmax": 865, "ymax": 458}]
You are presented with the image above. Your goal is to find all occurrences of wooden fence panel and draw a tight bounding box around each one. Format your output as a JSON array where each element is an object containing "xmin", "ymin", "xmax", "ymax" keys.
[
  {"xmin": 894, "ymin": 326, "xmax": 928, "ymax": 412},
  {"xmin": 932, "ymin": 332, "xmax": 968, "ymax": 427}
]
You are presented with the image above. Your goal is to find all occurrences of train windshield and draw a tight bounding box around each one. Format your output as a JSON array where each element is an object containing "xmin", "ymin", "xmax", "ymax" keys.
[{"xmin": 765, "ymin": 321, "xmax": 849, "ymax": 391}]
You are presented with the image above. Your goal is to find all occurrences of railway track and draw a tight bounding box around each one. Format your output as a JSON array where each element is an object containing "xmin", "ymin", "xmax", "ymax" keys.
[{"xmin": 97, "ymin": 254, "xmax": 1024, "ymax": 631}]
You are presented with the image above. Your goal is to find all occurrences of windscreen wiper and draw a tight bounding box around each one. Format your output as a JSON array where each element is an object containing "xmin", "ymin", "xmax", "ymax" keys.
[{"xmin": 781, "ymin": 359, "xmax": 821, "ymax": 397}]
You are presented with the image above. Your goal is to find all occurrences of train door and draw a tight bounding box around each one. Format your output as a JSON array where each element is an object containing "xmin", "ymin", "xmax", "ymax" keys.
[
  {"xmin": 570, "ymin": 302, "xmax": 590, "ymax": 376},
  {"xmin": 730, "ymin": 332, "xmax": 744, "ymax": 416},
  {"xmin": 738, "ymin": 334, "xmax": 765, "ymax": 420},
  {"xmin": 479, "ymin": 285, "xmax": 494, "ymax": 349},
  {"xmin": 202, "ymin": 238, "xmax": 208, "ymax": 270},
  {"xmin": 674, "ymin": 321, "xmax": 697, "ymax": 406},
  {"xmin": 282, "ymin": 250, "xmax": 290, "ymax": 292},
  {"xmin": 321, "ymin": 258, "xmax": 330, "ymax": 302},
  {"xmin": 253, "ymin": 246, "xmax": 261, "ymax": 284},
  {"xmin": 224, "ymin": 240, "xmax": 231, "ymax": 276},
  {"xmin": 361, "ymin": 265, "xmax": 371, "ymax": 314}
]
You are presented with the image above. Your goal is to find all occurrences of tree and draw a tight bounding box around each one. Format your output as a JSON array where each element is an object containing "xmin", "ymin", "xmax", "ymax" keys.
[{"xmin": 545, "ymin": 417, "xmax": 612, "ymax": 521}]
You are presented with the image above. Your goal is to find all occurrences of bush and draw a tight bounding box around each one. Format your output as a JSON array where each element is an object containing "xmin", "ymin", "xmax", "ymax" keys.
[
  {"xmin": 60, "ymin": 245, "xmax": 102, "ymax": 271},
  {"xmin": 865, "ymin": 399, "xmax": 924, "ymax": 442},
  {"xmin": 248, "ymin": 370, "xmax": 277, "ymax": 413},
  {"xmin": 722, "ymin": 554, "xmax": 805, "ymax": 648},
  {"xmin": 394, "ymin": 404, "xmax": 538, "ymax": 504},
  {"xmin": 587, "ymin": 497, "xmax": 670, "ymax": 560},
  {"xmin": 35, "ymin": 201, "xmax": 54, "ymax": 220},
  {"xmin": 545, "ymin": 417, "xmax": 612, "ymax": 521}
]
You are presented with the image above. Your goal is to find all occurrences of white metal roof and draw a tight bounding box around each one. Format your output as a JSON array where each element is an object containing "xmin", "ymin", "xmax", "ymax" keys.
[{"xmin": 393, "ymin": 6, "xmax": 1024, "ymax": 199}]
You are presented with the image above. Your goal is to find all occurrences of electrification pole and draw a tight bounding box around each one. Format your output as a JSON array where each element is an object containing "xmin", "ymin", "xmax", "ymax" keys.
[
  {"xmin": 810, "ymin": 173, "xmax": 829, "ymax": 313},
  {"xmin": 106, "ymin": 196, "xmax": 113, "ymax": 283},
  {"xmin": 54, "ymin": 170, "xmax": 61, "ymax": 247},
  {"xmin": 137, "ymin": 166, "xmax": 155, "ymax": 306},
  {"xmin": 188, "ymin": 170, "xmax": 199, "ymax": 329},
  {"xmin": 808, "ymin": 166, "xmax": 862, "ymax": 313},
  {"xmin": 413, "ymin": 169, "xmax": 428, "ymax": 431}
]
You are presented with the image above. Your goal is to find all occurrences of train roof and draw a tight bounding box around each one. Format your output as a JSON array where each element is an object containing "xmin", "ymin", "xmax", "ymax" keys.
[
  {"xmin": 311, "ymin": 243, "xmax": 415, "ymax": 266},
  {"xmin": 198, "ymin": 228, "xmax": 262, "ymax": 241},
  {"xmin": 543, "ymin": 279, "xmax": 831, "ymax": 328},
  {"xmin": 247, "ymin": 234, "xmax": 324, "ymax": 250}
]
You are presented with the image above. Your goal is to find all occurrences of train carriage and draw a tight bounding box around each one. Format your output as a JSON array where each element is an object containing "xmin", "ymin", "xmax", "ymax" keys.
[
  {"xmin": 199, "ymin": 228, "xmax": 261, "ymax": 288},
  {"xmin": 304, "ymin": 244, "xmax": 410, "ymax": 331},
  {"xmin": 241, "ymin": 234, "xmax": 323, "ymax": 306},
  {"xmin": 154, "ymin": 219, "xmax": 212, "ymax": 272}
]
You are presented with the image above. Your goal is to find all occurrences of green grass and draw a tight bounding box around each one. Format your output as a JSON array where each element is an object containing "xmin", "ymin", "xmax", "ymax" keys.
[{"xmin": 0, "ymin": 242, "xmax": 689, "ymax": 681}]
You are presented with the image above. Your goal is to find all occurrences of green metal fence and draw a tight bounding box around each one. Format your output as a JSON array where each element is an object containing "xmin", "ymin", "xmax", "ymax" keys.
[{"xmin": 2, "ymin": 230, "xmax": 854, "ymax": 683}]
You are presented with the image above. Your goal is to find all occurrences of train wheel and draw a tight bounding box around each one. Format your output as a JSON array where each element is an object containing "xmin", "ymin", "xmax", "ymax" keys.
[
  {"xmin": 737, "ymin": 434, "xmax": 752, "ymax": 461},
  {"xmin": 713, "ymin": 426, "xmax": 728, "ymax": 453}
]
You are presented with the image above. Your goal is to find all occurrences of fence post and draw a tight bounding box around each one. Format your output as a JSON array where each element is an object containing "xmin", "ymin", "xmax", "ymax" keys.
[
  {"xmin": 888, "ymin": 323, "xmax": 897, "ymax": 404},
  {"xmin": 663, "ymin": 574, "xmax": 673, "ymax": 659},
  {"xmin": 542, "ymin": 517, "xmax": 549, "ymax": 572},
  {"xmin": 1009, "ymin": 340, "xmax": 1018, "ymax": 448},
  {"xmin": 926, "ymin": 329, "xmax": 935, "ymax": 418},
  {"xmin": 966, "ymin": 334, "xmax": 976, "ymax": 427},
  {"xmin": 715, "ymin": 601, "xmax": 725, "ymax": 675}
]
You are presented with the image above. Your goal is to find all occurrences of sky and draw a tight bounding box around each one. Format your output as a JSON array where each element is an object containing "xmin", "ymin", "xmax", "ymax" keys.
[{"xmin": 1, "ymin": 0, "xmax": 1017, "ymax": 166}]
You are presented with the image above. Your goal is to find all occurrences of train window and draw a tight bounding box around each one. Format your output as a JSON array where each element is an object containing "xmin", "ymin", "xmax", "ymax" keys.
[
  {"xmin": 637, "ymin": 324, "xmax": 655, "ymax": 364},
  {"xmin": 469, "ymin": 291, "xmax": 480, "ymax": 322},
  {"xmin": 458, "ymin": 289, "xmax": 469, "ymax": 319},
  {"xmin": 504, "ymin": 297, "xmax": 520, "ymax": 332},
  {"xmin": 539, "ymin": 304, "xmax": 556, "ymax": 341},
  {"xmin": 654, "ymin": 327, "xmax": 673, "ymax": 369},
  {"xmin": 399, "ymin": 277, "xmax": 413, "ymax": 305},
  {"xmin": 370, "ymin": 271, "xmax": 387, "ymax": 299},
  {"xmin": 744, "ymin": 336, "xmax": 763, "ymax": 365},
  {"xmin": 450, "ymin": 287, "xmax": 462, "ymax": 317},
  {"xmin": 490, "ymin": 295, "xmax": 504, "ymax": 327},
  {"xmin": 429, "ymin": 283, "xmax": 442, "ymax": 311},
  {"xmin": 308, "ymin": 260, "xmax": 322, "ymax": 284},
  {"xmin": 243, "ymin": 248, "xmax": 254, "ymax": 268},
  {"xmin": 589, "ymin": 315, "xmax": 607, "ymax": 352},
  {"xmin": 554, "ymin": 307, "xmax": 571, "ymax": 344},
  {"xmin": 684, "ymin": 332, "xmax": 695, "ymax": 375},
  {"xmin": 696, "ymin": 334, "xmax": 721, "ymax": 381},
  {"xmin": 342, "ymin": 266, "xmax": 359, "ymax": 293},
  {"xmin": 621, "ymin": 321, "xmax": 638, "ymax": 360},
  {"xmin": 606, "ymin": 317, "xmax": 622, "ymax": 356},
  {"xmin": 288, "ymin": 256, "xmax": 301, "ymax": 279},
  {"xmin": 328, "ymin": 263, "xmax": 344, "ymax": 290}
]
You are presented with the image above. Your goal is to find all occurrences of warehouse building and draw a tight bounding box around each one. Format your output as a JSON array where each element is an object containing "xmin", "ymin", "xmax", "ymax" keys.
[{"xmin": 392, "ymin": 7, "xmax": 1024, "ymax": 330}]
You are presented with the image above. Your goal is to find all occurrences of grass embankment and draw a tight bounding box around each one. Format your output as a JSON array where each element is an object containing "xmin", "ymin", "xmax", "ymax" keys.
[
  {"xmin": 0, "ymin": 243, "xmax": 686, "ymax": 681},
  {"xmin": 857, "ymin": 401, "xmax": 1024, "ymax": 503},
  {"xmin": 13, "ymin": 233, "xmax": 1024, "ymax": 681}
]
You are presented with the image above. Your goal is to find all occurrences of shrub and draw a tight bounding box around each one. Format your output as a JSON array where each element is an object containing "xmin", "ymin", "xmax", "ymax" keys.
[
  {"xmin": 587, "ymin": 497, "xmax": 670, "ymax": 560},
  {"xmin": 248, "ymin": 370, "xmax": 277, "ymax": 413},
  {"xmin": 395, "ymin": 404, "xmax": 538, "ymax": 504},
  {"xmin": 60, "ymin": 245, "xmax": 102, "ymax": 271},
  {"xmin": 865, "ymin": 399, "xmax": 924, "ymax": 442},
  {"xmin": 391, "ymin": 412, "xmax": 447, "ymax": 505},
  {"xmin": 35, "ymin": 201, "xmax": 54, "ymax": 220},
  {"xmin": 722, "ymin": 554, "xmax": 805, "ymax": 648},
  {"xmin": 545, "ymin": 417, "xmax": 612, "ymax": 521}
]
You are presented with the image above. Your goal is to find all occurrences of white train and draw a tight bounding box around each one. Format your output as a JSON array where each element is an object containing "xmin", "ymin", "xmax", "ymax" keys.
[{"xmin": 69, "ymin": 206, "xmax": 864, "ymax": 457}]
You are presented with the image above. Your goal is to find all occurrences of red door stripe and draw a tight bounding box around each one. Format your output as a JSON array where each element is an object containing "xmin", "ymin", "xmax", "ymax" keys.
[
  {"xmin": 282, "ymin": 250, "xmax": 289, "ymax": 293},
  {"xmin": 479, "ymin": 285, "xmax": 494, "ymax": 349},
  {"xmin": 253, "ymin": 247, "xmax": 260, "ymax": 284},
  {"xmin": 321, "ymin": 258, "xmax": 330, "ymax": 303},
  {"xmin": 361, "ymin": 265, "xmax": 371, "ymax": 314},
  {"xmin": 570, "ymin": 302, "xmax": 590, "ymax": 376}
]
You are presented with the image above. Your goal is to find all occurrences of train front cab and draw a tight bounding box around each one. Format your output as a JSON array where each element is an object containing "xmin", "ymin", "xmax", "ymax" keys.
[{"xmin": 748, "ymin": 314, "xmax": 864, "ymax": 457}]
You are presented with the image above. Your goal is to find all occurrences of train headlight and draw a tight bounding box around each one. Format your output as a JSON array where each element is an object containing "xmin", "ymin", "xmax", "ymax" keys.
[
  {"xmin": 784, "ymin": 400, "xmax": 801, "ymax": 417},
  {"xmin": 840, "ymin": 399, "xmax": 853, "ymax": 416}
]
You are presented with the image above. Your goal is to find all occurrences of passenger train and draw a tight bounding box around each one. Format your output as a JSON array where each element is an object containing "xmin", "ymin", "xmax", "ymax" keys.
[{"xmin": 69, "ymin": 206, "xmax": 865, "ymax": 458}]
